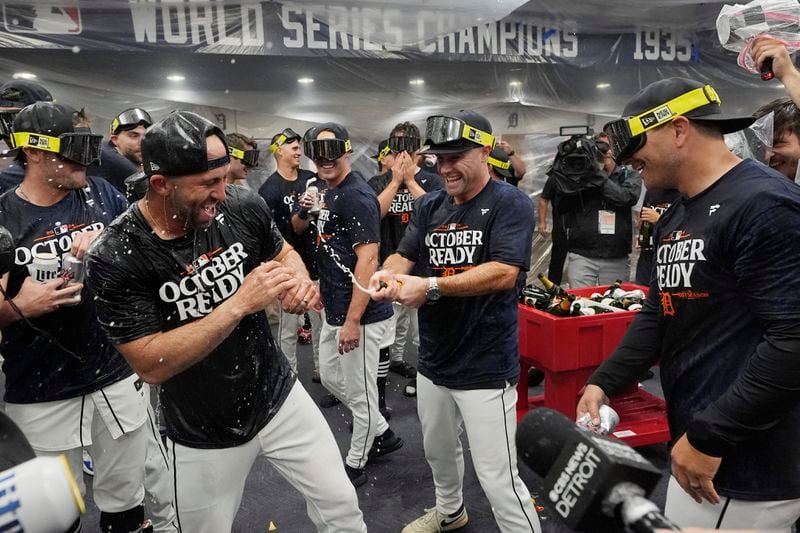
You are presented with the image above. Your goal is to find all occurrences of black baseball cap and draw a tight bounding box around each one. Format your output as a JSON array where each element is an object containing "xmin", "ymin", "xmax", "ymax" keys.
[
  {"xmin": 12, "ymin": 102, "xmax": 102, "ymax": 166},
  {"xmin": 13, "ymin": 101, "xmax": 75, "ymax": 137},
  {"xmin": 141, "ymin": 111, "xmax": 230, "ymax": 177},
  {"xmin": 315, "ymin": 122, "xmax": 350, "ymax": 143},
  {"xmin": 420, "ymin": 110, "xmax": 495, "ymax": 155},
  {"xmin": 622, "ymin": 77, "xmax": 755, "ymax": 134},
  {"xmin": 0, "ymin": 81, "xmax": 52, "ymax": 108},
  {"xmin": 372, "ymin": 139, "xmax": 390, "ymax": 160},
  {"xmin": 488, "ymin": 148, "xmax": 512, "ymax": 178}
]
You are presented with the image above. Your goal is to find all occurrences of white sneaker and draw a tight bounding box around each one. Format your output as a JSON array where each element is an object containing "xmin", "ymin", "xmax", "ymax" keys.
[
  {"xmin": 401, "ymin": 505, "xmax": 468, "ymax": 532},
  {"xmin": 82, "ymin": 450, "xmax": 94, "ymax": 476}
]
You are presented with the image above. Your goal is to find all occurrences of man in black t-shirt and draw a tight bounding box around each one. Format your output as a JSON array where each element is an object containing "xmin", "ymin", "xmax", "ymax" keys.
[
  {"xmin": 371, "ymin": 110, "xmax": 541, "ymax": 533},
  {"xmin": 88, "ymin": 107, "xmax": 152, "ymax": 193},
  {"xmin": 368, "ymin": 122, "xmax": 443, "ymax": 393},
  {"xmin": 87, "ymin": 111, "xmax": 367, "ymax": 533},
  {"xmin": 579, "ymin": 78, "xmax": 800, "ymax": 529},
  {"xmin": 258, "ymin": 127, "xmax": 323, "ymax": 380},
  {"xmin": 0, "ymin": 102, "xmax": 152, "ymax": 533},
  {"xmin": 308, "ymin": 123, "xmax": 402, "ymax": 488}
]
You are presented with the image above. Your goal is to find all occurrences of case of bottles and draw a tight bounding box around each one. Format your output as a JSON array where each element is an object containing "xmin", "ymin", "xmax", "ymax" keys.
[{"xmin": 516, "ymin": 283, "xmax": 670, "ymax": 447}]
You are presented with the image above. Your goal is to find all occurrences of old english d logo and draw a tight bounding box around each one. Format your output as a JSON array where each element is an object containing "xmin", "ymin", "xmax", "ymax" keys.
[{"xmin": 3, "ymin": 5, "xmax": 82, "ymax": 34}]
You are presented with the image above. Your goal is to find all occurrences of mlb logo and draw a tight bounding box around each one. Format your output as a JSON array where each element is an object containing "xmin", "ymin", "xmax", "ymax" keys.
[
  {"xmin": 53, "ymin": 224, "xmax": 69, "ymax": 236},
  {"xmin": 192, "ymin": 254, "xmax": 210, "ymax": 271},
  {"xmin": 3, "ymin": 5, "xmax": 81, "ymax": 34}
]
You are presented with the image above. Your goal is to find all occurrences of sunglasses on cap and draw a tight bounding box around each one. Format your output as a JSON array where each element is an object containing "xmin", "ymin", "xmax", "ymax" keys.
[
  {"xmin": 228, "ymin": 146, "xmax": 260, "ymax": 167},
  {"xmin": 270, "ymin": 128, "xmax": 301, "ymax": 153},
  {"xmin": 11, "ymin": 130, "xmax": 102, "ymax": 166},
  {"xmin": 0, "ymin": 109, "xmax": 19, "ymax": 140},
  {"xmin": 387, "ymin": 136, "xmax": 420, "ymax": 154},
  {"xmin": 487, "ymin": 155, "xmax": 511, "ymax": 171},
  {"xmin": 603, "ymin": 85, "xmax": 721, "ymax": 163},
  {"xmin": 425, "ymin": 115, "xmax": 495, "ymax": 148},
  {"xmin": 304, "ymin": 138, "xmax": 352, "ymax": 162},
  {"xmin": 111, "ymin": 108, "xmax": 152, "ymax": 135},
  {"xmin": 376, "ymin": 144, "xmax": 392, "ymax": 163}
]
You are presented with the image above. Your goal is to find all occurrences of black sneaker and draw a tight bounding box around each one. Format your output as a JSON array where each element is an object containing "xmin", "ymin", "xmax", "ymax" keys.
[
  {"xmin": 318, "ymin": 393, "xmax": 341, "ymax": 408},
  {"xmin": 368, "ymin": 428, "xmax": 403, "ymax": 460},
  {"xmin": 345, "ymin": 464, "xmax": 367, "ymax": 488},
  {"xmin": 389, "ymin": 360, "xmax": 417, "ymax": 378}
]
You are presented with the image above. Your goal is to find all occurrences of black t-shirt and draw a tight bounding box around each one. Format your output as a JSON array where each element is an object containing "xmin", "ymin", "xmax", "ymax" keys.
[
  {"xmin": 397, "ymin": 179, "xmax": 534, "ymax": 388},
  {"xmin": 367, "ymin": 167, "xmax": 443, "ymax": 263},
  {"xmin": 86, "ymin": 186, "xmax": 295, "ymax": 449},
  {"xmin": 590, "ymin": 160, "xmax": 800, "ymax": 500},
  {"xmin": 86, "ymin": 142, "xmax": 139, "ymax": 194},
  {"xmin": 0, "ymin": 177, "xmax": 131, "ymax": 403},
  {"xmin": 258, "ymin": 169, "xmax": 319, "ymax": 278},
  {"xmin": 315, "ymin": 172, "xmax": 392, "ymax": 327}
]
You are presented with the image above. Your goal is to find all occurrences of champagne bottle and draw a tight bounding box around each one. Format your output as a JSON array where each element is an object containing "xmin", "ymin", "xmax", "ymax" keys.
[
  {"xmin": 538, "ymin": 273, "xmax": 568, "ymax": 299},
  {"xmin": 638, "ymin": 205, "xmax": 655, "ymax": 252},
  {"xmin": 547, "ymin": 294, "xmax": 576, "ymax": 317}
]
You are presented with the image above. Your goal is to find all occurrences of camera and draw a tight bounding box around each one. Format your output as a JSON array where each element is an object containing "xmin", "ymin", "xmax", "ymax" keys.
[{"xmin": 547, "ymin": 134, "xmax": 607, "ymax": 195}]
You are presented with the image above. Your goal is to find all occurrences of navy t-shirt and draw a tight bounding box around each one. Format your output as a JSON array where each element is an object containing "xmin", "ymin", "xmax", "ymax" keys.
[
  {"xmin": 86, "ymin": 142, "xmax": 139, "ymax": 194},
  {"xmin": 0, "ymin": 162, "xmax": 24, "ymax": 195},
  {"xmin": 315, "ymin": 172, "xmax": 392, "ymax": 327},
  {"xmin": 590, "ymin": 160, "xmax": 800, "ymax": 500},
  {"xmin": 368, "ymin": 167, "xmax": 443, "ymax": 262},
  {"xmin": 397, "ymin": 179, "xmax": 535, "ymax": 388},
  {"xmin": 258, "ymin": 169, "xmax": 319, "ymax": 279},
  {"xmin": 0, "ymin": 177, "xmax": 131, "ymax": 403},
  {"xmin": 86, "ymin": 186, "xmax": 295, "ymax": 449}
]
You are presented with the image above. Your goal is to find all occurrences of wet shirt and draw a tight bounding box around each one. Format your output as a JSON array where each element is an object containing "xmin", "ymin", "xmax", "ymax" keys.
[
  {"xmin": 86, "ymin": 186, "xmax": 295, "ymax": 449},
  {"xmin": 258, "ymin": 169, "xmax": 319, "ymax": 278},
  {"xmin": 397, "ymin": 179, "xmax": 535, "ymax": 389},
  {"xmin": 590, "ymin": 160, "xmax": 800, "ymax": 500},
  {"xmin": 367, "ymin": 167, "xmax": 443, "ymax": 262},
  {"xmin": 315, "ymin": 172, "xmax": 392, "ymax": 327},
  {"xmin": 0, "ymin": 177, "xmax": 131, "ymax": 403}
]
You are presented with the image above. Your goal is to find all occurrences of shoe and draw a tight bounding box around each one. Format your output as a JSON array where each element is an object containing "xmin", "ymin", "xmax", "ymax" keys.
[
  {"xmin": 297, "ymin": 326, "xmax": 312, "ymax": 345},
  {"xmin": 380, "ymin": 405, "xmax": 392, "ymax": 421},
  {"xmin": 528, "ymin": 366, "xmax": 545, "ymax": 387},
  {"xmin": 318, "ymin": 393, "xmax": 341, "ymax": 408},
  {"xmin": 312, "ymin": 368, "xmax": 321, "ymax": 384},
  {"xmin": 344, "ymin": 464, "xmax": 367, "ymax": 488},
  {"xmin": 389, "ymin": 360, "xmax": 417, "ymax": 378},
  {"xmin": 82, "ymin": 450, "xmax": 94, "ymax": 476},
  {"xmin": 368, "ymin": 428, "xmax": 403, "ymax": 460},
  {"xmin": 403, "ymin": 378, "xmax": 417, "ymax": 397},
  {"xmin": 401, "ymin": 504, "xmax": 468, "ymax": 532}
]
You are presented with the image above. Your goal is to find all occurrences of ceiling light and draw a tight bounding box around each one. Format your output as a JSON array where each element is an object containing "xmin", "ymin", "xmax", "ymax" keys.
[
  {"xmin": 509, "ymin": 81, "xmax": 522, "ymax": 87},
  {"xmin": 167, "ymin": 74, "xmax": 185, "ymax": 81},
  {"xmin": 298, "ymin": 77, "xmax": 314, "ymax": 84},
  {"xmin": 596, "ymin": 82, "xmax": 611, "ymax": 89},
  {"xmin": 12, "ymin": 72, "xmax": 36, "ymax": 80},
  {"xmin": 409, "ymin": 78, "xmax": 425, "ymax": 86}
]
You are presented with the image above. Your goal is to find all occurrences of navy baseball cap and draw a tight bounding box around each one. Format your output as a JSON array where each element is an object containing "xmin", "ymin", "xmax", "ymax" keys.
[
  {"xmin": 488, "ymin": 148, "xmax": 513, "ymax": 178},
  {"xmin": 142, "ymin": 111, "xmax": 230, "ymax": 177}
]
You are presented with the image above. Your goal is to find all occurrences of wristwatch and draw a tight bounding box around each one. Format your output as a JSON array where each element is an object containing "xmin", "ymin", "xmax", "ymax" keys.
[{"xmin": 426, "ymin": 277, "xmax": 441, "ymax": 302}]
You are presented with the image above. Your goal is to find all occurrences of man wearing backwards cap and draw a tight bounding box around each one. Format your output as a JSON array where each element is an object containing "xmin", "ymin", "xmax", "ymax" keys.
[
  {"xmin": 0, "ymin": 102, "xmax": 151, "ymax": 533},
  {"xmin": 86, "ymin": 111, "xmax": 368, "ymax": 532},
  {"xmin": 88, "ymin": 107, "xmax": 153, "ymax": 195},
  {"xmin": 578, "ymin": 77, "xmax": 800, "ymax": 528},
  {"xmin": 370, "ymin": 110, "xmax": 541, "ymax": 533},
  {"xmin": 487, "ymin": 147, "xmax": 513, "ymax": 182},
  {"xmin": 306, "ymin": 122, "xmax": 403, "ymax": 488}
]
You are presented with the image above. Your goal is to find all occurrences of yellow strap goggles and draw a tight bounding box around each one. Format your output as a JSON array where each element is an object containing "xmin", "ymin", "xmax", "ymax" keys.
[{"xmin": 487, "ymin": 156, "xmax": 511, "ymax": 170}]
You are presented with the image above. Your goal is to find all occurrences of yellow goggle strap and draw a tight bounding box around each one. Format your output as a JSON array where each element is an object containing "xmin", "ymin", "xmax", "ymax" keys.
[
  {"xmin": 627, "ymin": 85, "xmax": 721, "ymax": 136},
  {"xmin": 270, "ymin": 133, "xmax": 287, "ymax": 153},
  {"xmin": 344, "ymin": 139, "xmax": 352, "ymax": 152},
  {"xmin": 229, "ymin": 146, "xmax": 245, "ymax": 160},
  {"xmin": 110, "ymin": 118, "xmax": 120, "ymax": 135},
  {"xmin": 487, "ymin": 156, "xmax": 510, "ymax": 170},
  {"xmin": 11, "ymin": 131, "xmax": 61, "ymax": 153},
  {"xmin": 462, "ymin": 124, "xmax": 495, "ymax": 148},
  {"xmin": 377, "ymin": 145, "xmax": 391, "ymax": 163}
]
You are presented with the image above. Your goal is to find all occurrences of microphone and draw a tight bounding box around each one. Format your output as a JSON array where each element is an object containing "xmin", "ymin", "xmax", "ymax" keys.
[{"xmin": 517, "ymin": 408, "xmax": 679, "ymax": 532}]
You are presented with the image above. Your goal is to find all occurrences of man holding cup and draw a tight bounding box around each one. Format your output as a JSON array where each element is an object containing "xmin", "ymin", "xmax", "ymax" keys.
[{"xmin": 0, "ymin": 102, "xmax": 153, "ymax": 533}]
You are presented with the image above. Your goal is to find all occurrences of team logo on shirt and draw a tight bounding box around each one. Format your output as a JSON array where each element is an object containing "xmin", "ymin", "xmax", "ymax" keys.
[
  {"xmin": 157, "ymin": 242, "xmax": 248, "ymax": 321},
  {"xmin": 15, "ymin": 222, "xmax": 105, "ymax": 266},
  {"xmin": 389, "ymin": 189, "xmax": 414, "ymax": 223},
  {"xmin": 425, "ymin": 223, "xmax": 482, "ymax": 276},
  {"xmin": 655, "ymin": 229, "xmax": 709, "ymax": 316}
]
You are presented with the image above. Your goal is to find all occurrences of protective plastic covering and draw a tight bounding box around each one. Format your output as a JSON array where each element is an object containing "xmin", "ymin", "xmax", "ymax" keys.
[{"xmin": 0, "ymin": 0, "xmax": 792, "ymax": 195}]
